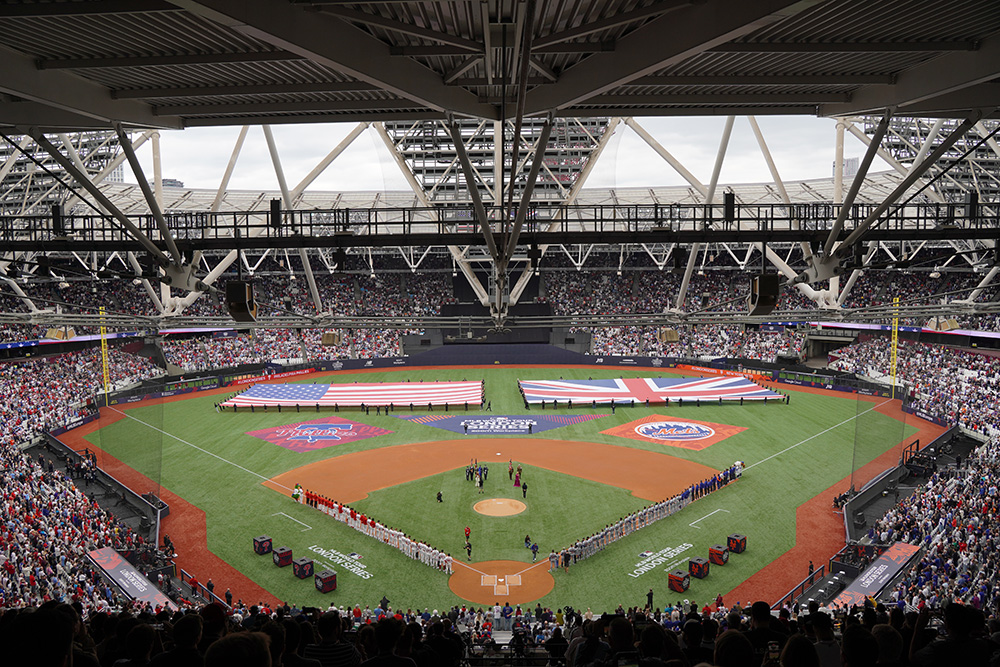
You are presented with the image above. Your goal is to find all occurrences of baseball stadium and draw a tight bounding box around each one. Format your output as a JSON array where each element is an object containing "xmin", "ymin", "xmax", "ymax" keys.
[{"xmin": 2, "ymin": 2, "xmax": 1000, "ymax": 666}]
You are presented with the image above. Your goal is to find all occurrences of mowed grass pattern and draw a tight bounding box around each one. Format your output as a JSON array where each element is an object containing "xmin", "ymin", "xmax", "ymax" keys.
[{"xmin": 85, "ymin": 366, "xmax": 914, "ymax": 611}]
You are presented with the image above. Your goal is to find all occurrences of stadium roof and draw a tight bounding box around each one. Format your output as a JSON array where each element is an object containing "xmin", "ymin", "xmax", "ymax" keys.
[
  {"xmin": 98, "ymin": 170, "xmax": 915, "ymax": 214},
  {"xmin": 1, "ymin": 0, "xmax": 999, "ymax": 130}
]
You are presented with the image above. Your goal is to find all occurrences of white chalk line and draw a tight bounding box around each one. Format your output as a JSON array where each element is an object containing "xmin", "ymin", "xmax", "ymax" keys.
[
  {"xmin": 273, "ymin": 512, "xmax": 312, "ymax": 531},
  {"xmin": 107, "ymin": 407, "xmax": 292, "ymax": 491},
  {"xmin": 743, "ymin": 398, "xmax": 892, "ymax": 471},
  {"xmin": 689, "ymin": 508, "xmax": 731, "ymax": 529}
]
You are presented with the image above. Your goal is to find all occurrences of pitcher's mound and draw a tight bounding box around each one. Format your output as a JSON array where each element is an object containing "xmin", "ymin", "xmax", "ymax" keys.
[{"xmin": 474, "ymin": 498, "xmax": 526, "ymax": 516}]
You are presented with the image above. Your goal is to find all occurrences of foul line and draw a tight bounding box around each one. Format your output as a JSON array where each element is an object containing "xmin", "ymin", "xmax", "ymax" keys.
[
  {"xmin": 743, "ymin": 398, "xmax": 892, "ymax": 472},
  {"xmin": 107, "ymin": 407, "xmax": 292, "ymax": 491},
  {"xmin": 454, "ymin": 560, "xmax": 488, "ymax": 577},
  {"xmin": 689, "ymin": 508, "xmax": 730, "ymax": 529},
  {"xmin": 273, "ymin": 512, "xmax": 312, "ymax": 531},
  {"xmin": 512, "ymin": 560, "xmax": 549, "ymax": 577}
]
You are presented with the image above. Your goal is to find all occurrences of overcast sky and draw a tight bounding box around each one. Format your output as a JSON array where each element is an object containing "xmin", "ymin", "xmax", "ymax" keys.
[{"xmin": 133, "ymin": 115, "xmax": 892, "ymax": 194}]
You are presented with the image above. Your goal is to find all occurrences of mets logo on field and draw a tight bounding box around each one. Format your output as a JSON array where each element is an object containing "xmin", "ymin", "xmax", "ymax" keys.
[
  {"xmin": 635, "ymin": 421, "xmax": 715, "ymax": 441},
  {"xmin": 602, "ymin": 414, "xmax": 746, "ymax": 451}
]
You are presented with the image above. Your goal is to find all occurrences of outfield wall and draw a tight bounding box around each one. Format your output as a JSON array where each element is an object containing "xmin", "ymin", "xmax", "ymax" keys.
[{"xmin": 91, "ymin": 343, "xmax": 911, "ymax": 411}]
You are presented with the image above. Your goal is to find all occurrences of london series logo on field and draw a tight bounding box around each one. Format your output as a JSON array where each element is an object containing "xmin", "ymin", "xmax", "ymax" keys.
[{"xmin": 635, "ymin": 421, "xmax": 715, "ymax": 441}]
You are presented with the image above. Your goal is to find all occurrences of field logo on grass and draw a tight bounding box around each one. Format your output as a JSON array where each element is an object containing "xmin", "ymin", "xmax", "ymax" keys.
[
  {"xmin": 247, "ymin": 417, "xmax": 392, "ymax": 453},
  {"xmin": 636, "ymin": 421, "xmax": 714, "ymax": 441},
  {"xmin": 603, "ymin": 414, "xmax": 746, "ymax": 451},
  {"xmin": 308, "ymin": 545, "xmax": 373, "ymax": 579},
  {"xmin": 628, "ymin": 543, "xmax": 693, "ymax": 578},
  {"xmin": 396, "ymin": 413, "xmax": 608, "ymax": 435}
]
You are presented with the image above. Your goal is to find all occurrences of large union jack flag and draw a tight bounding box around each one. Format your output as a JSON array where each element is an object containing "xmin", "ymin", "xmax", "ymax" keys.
[
  {"xmin": 221, "ymin": 381, "xmax": 483, "ymax": 408},
  {"xmin": 518, "ymin": 376, "xmax": 782, "ymax": 405}
]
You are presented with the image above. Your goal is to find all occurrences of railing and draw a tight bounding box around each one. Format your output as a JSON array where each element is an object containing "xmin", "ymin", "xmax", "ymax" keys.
[
  {"xmin": 771, "ymin": 564, "xmax": 827, "ymax": 611},
  {"xmin": 179, "ymin": 568, "xmax": 231, "ymax": 610},
  {"xmin": 3, "ymin": 201, "xmax": 997, "ymax": 247}
]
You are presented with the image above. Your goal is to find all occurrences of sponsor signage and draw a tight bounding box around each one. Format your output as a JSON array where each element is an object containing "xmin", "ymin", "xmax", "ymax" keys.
[
  {"xmin": 831, "ymin": 542, "xmax": 920, "ymax": 608},
  {"xmin": 87, "ymin": 547, "xmax": 176, "ymax": 610},
  {"xmin": 603, "ymin": 414, "xmax": 746, "ymax": 451},
  {"xmin": 395, "ymin": 414, "xmax": 608, "ymax": 435},
  {"xmin": 676, "ymin": 364, "xmax": 769, "ymax": 380},
  {"xmin": 246, "ymin": 417, "xmax": 392, "ymax": 453},
  {"xmin": 226, "ymin": 368, "xmax": 315, "ymax": 387}
]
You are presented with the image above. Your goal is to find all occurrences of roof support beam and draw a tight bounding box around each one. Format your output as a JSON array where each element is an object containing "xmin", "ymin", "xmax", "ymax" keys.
[
  {"xmin": 624, "ymin": 117, "xmax": 707, "ymax": 196},
  {"xmin": 448, "ymin": 119, "xmax": 500, "ymax": 262},
  {"xmin": 27, "ymin": 129, "xmax": 171, "ymax": 268},
  {"xmin": 823, "ymin": 112, "xmax": 890, "ymax": 257},
  {"xmin": 819, "ymin": 32, "xmax": 1000, "ymax": 116},
  {"xmin": 534, "ymin": 0, "xmax": 691, "ymax": 49},
  {"xmin": 168, "ymin": 0, "xmax": 497, "ymax": 119},
  {"xmin": 372, "ymin": 121, "xmax": 490, "ymax": 306},
  {"xmin": 748, "ymin": 115, "xmax": 813, "ymax": 263},
  {"xmin": 836, "ymin": 113, "xmax": 981, "ymax": 254},
  {"xmin": 211, "ymin": 126, "xmax": 249, "ymax": 212},
  {"xmin": 502, "ymin": 115, "xmax": 553, "ymax": 271},
  {"xmin": 38, "ymin": 51, "xmax": 304, "ymax": 70},
  {"xmin": 0, "ymin": 46, "xmax": 176, "ymax": 128},
  {"xmin": 675, "ymin": 115, "xmax": 734, "ymax": 309},
  {"xmin": 630, "ymin": 74, "xmax": 894, "ymax": 86},
  {"xmin": 0, "ymin": 1, "xmax": 176, "ymax": 17},
  {"xmin": 842, "ymin": 120, "xmax": 945, "ymax": 203},
  {"xmin": 508, "ymin": 118, "xmax": 621, "ymax": 305},
  {"xmin": 711, "ymin": 41, "xmax": 976, "ymax": 53},
  {"xmin": 291, "ymin": 122, "xmax": 369, "ymax": 200},
  {"xmin": 263, "ymin": 124, "xmax": 323, "ymax": 311},
  {"xmin": 320, "ymin": 6, "xmax": 482, "ymax": 52},
  {"xmin": 115, "ymin": 124, "xmax": 183, "ymax": 266},
  {"xmin": 113, "ymin": 81, "xmax": 380, "ymax": 99},
  {"xmin": 523, "ymin": 0, "xmax": 816, "ymax": 114}
]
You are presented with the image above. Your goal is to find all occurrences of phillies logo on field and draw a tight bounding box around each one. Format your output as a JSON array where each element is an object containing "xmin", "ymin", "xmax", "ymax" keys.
[
  {"xmin": 284, "ymin": 424, "xmax": 356, "ymax": 443},
  {"xmin": 635, "ymin": 421, "xmax": 715, "ymax": 441},
  {"xmin": 246, "ymin": 417, "xmax": 392, "ymax": 452}
]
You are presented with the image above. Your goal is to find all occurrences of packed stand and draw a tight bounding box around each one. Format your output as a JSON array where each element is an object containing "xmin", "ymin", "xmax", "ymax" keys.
[
  {"xmin": 829, "ymin": 337, "xmax": 1000, "ymax": 437},
  {"xmin": 869, "ymin": 436, "xmax": 1000, "ymax": 617},
  {"xmin": 0, "ymin": 347, "xmax": 163, "ymax": 442},
  {"xmin": 588, "ymin": 324, "xmax": 805, "ymax": 362}
]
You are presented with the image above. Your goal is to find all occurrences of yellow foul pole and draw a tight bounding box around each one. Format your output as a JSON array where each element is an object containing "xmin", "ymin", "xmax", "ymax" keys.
[
  {"xmin": 99, "ymin": 306, "xmax": 110, "ymax": 406},
  {"xmin": 890, "ymin": 296, "xmax": 899, "ymax": 399}
]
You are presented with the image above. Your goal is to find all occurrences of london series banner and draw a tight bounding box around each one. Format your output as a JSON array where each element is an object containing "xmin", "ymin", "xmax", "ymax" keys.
[
  {"xmin": 246, "ymin": 417, "xmax": 393, "ymax": 452},
  {"xmin": 87, "ymin": 547, "xmax": 176, "ymax": 610},
  {"xmin": 831, "ymin": 542, "xmax": 921, "ymax": 608},
  {"xmin": 395, "ymin": 414, "xmax": 609, "ymax": 435}
]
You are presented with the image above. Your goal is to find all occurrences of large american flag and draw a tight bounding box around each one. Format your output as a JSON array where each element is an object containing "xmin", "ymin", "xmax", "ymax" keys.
[
  {"xmin": 519, "ymin": 376, "xmax": 783, "ymax": 405},
  {"xmin": 221, "ymin": 381, "xmax": 483, "ymax": 408}
]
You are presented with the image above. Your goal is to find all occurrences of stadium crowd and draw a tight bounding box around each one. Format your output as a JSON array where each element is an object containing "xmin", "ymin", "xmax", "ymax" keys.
[
  {"xmin": 871, "ymin": 436, "xmax": 1000, "ymax": 615},
  {"xmin": 828, "ymin": 337, "xmax": 1000, "ymax": 438},
  {"xmin": 3, "ymin": 590, "xmax": 997, "ymax": 666},
  {"xmin": 3, "ymin": 256, "xmax": 1000, "ymax": 665}
]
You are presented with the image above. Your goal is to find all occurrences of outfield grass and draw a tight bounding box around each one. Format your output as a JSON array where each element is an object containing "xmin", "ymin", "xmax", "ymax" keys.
[{"xmin": 84, "ymin": 366, "xmax": 915, "ymax": 611}]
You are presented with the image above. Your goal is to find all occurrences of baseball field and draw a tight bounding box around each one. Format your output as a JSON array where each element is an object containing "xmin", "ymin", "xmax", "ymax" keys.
[{"xmin": 62, "ymin": 365, "xmax": 938, "ymax": 612}]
